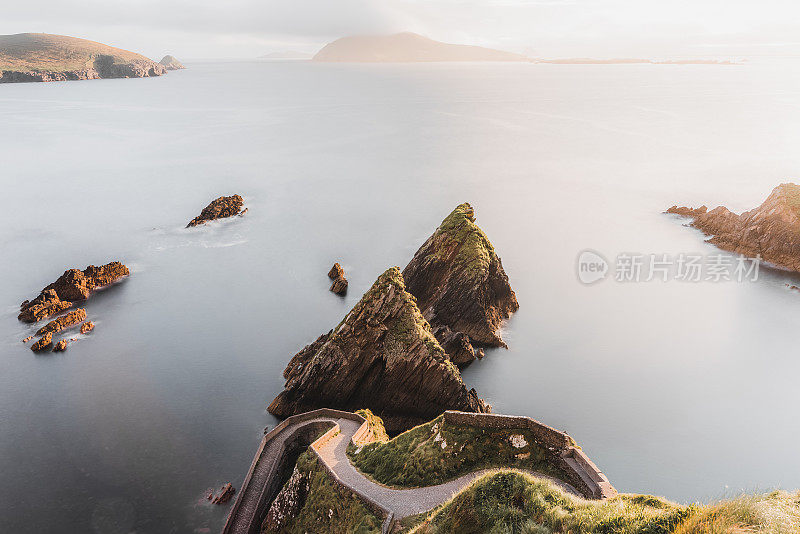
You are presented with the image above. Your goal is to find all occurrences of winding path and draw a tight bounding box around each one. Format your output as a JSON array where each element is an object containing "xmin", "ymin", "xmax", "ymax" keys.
[{"xmin": 223, "ymin": 409, "xmax": 609, "ymax": 534}]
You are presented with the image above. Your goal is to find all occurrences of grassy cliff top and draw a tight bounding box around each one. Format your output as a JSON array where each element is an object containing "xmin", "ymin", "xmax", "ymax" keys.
[
  {"xmin": 408, "ymin": 470, "xmax": 691, "ymax": 534},
  {"xmin": 0, "ymin": 33, "xmax": 155, "ymax": 71},
  {"xmin": 434, "ymin": 202, "xmax": 498, "ymax": 280},
  {"xmin": 347, "ymin": 413, "xmax": 570, "ymax": 489}
]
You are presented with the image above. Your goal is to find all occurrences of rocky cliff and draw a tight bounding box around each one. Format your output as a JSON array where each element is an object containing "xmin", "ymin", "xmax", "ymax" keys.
[
  {"xmin": 0, "ymin": 33, "xmax": 166, "ymax": 83},
  {"xmin": 268, "ymin": 267, "xmax": 488, "ymax": 433},
  {"xmin": 667, "ymin": 183, "xmax": 800, "ymax": 271},
  {"xmin": 402, "ymin": 203, "xmax": 519, "ymax": 356}
]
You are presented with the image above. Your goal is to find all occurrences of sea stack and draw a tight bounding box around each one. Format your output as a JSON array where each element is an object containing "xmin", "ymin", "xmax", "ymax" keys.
[
  {"xmin": 268, "ymin": 267, "xmax": 488, "ymax": 433},
  {"xmin": 186, "ymin": 194, "xmax": 246, "ymax": 227},
  {"xmin": 158, "ymin": 55, "xmax": 185, "ymax": 70},
  {"xmin": 327, "ymin": 262, "xmax": 348, "ymax": 295},
  {"xmin": 667, "ymin": 183, "xmax": 800, "ymax": 272},
  {"xmin": 402, "ymin": 203, "xmax": 519, "ymax": 358}
]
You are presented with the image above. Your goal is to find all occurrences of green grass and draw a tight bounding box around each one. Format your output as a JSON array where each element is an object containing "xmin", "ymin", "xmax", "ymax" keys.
[
  {"xmin": 407, "ymin": 470, "xmax": 693, "ymax": 534},
  {"xmin": 347, "ymin": 414, "xmax": 570, "ymax": 489},
  {"xmin": 269, "ymin": 451, "xmax": 383, "ymax": 534},
  {"xmin": 432, "ymin": 203, "xmax": 498, "ymax": 282},
  {"xmin": 674, "ymin": 490, "xmax": 800, "ymax": 534}
]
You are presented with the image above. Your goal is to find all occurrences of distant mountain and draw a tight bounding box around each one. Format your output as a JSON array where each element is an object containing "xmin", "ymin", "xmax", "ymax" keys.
[
  {"xmin": 159, "ymin": 55, "xmax": 185, "ymax": 70},
  {"xmin": 259, "ymin": 51, "xmax": 312, "ymax": 59},
  {"xmin": 313, "ymin": 32, "xmax": 527, "ymax": 63},
  {"xmin": 0, "ymin": 33, "xmax": 166, "ymax": 83}
]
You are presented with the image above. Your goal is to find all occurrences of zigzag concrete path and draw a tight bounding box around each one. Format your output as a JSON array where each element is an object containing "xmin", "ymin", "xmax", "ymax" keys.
[{"xmin": 315, "ymin": 417, "xmax": 580, "ymax": 519}]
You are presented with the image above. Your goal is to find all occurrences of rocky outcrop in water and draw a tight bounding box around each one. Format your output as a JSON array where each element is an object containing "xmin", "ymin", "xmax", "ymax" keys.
[
  {"xmin": 328, "ymin": 263, "xmax": 348, "ymax": 295},
  {"xmin": 432, "ymin": 325, "xmax": 480, "ymax": 366},
  {"xmin": 18, "ymin": 262, "xmax": 129, "ymax": 318},
  {"xmin": 18, "ymin": 289, "xmax": 72, "ymax": 323},
  {"xmin": 668, "ymin": 183, "xmax": 800, "ymax": 271},
  {"xmin": 209, "ymin": 483, "xmax": 235, "ymax": 505},
  {"xmin": 402, "ymin": 203, "xmax": 519, "ymax": 350},
  {"xmin": 268, "ymin": 267, "xmax": 488, "ymax": 433},
  {"xmin": 35, "ymin": 308, "xmax": 86, "ymax": 336},
  {"xmin": 80, "ymin": 321, "xmax": 95, "ymax": 334},
  {"xmin": 31, "ymin": 332, "xmax": 52, "ymax": 352},
  {"xmin": 666, "ymin": 205, "xmax": 707, "ymax": 217},
  {"xmin": 53, "ymin": 339, "xmax": 68, "ymax": 352},
  {"xmin": 187, "ymin": 195, "xmax": 246, "ymax": 227},
  {"xmin": 158, "ymin": 55, "xmax": 185, "ymax": 70},
  {"xmin": 262, "ymin": 466, "xmax": 309, "ymax": 531}
]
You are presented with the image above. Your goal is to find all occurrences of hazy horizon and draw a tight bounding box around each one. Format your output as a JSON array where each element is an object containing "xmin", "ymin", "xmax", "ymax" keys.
[{"xmin": 5, "ymin": 0, "xmax": 800, "ymax": 61}]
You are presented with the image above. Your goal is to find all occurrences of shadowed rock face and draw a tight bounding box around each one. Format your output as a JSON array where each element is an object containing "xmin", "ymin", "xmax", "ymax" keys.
[
  {"xmin": 268, "ymin": 267, "xmax": 487, "ymax": 433},
  {"xmin": 668, "ymin": 183, "xmax": 800, "ymax": 271},
  {"xmin": 31, "ymin": 332, "xmax": 53, "ymax": 352},
  {"xmin": 402, "ymin": 203, "xmax": 519, "ymax": 349},
  {"xmin": 18, "ymin": 289, "xmax": 71, "ymax": 323},
  {"xmin": 186, "ymin": 194, "xmax": 245, "ymax": 227}
]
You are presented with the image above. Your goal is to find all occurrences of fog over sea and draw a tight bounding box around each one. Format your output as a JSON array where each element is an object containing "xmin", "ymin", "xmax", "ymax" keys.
[{"xmin": 2, "ymin": 59, "xmax": 800, "ymax": 533}]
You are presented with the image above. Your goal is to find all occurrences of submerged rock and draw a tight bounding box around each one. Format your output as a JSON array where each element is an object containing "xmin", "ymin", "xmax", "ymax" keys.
[
  {"xmin": 186, "ymin": 195, "xmax": 245, "ymax": 227},
  {"xmin": 35, "ymin": 308, "xmax": 87, "ymax": 336},
  {"xmin": 210, "ymin": 483, "xmax": 235, "ymax": 504},
  {"xmin": 268, "ymin": 267, "xmax": 488, "ymax": 433},
  {"xmin": 31, "ymin": 332, "xmax": 53, "ymax": 352},
  {"xmin": 80, "ymin": 321, "xmax": 95, "ymax": 334},
  {"xmin": 668, "ymin": 183, "xmax": 800, "ymax": 272},
  {"xmin": 18, "ymin": 289, "xmax": 72, "ymax": 323},
  {"xmin": 53, "ymin": 339, "xmax": 68, "ymax": 352},
  {"xmin": 402, "ymin": 203, "xmax": 519, "ymax": 348}
]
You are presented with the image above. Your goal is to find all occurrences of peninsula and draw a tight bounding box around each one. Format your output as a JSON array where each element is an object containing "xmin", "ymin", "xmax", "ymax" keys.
[
  {"xmin": 313, "ymin": 32, "xmax": 527, "ymax": 62},
  {"xmin": 0, "ymin": 33, "xmax": 166, "ymax": 83}
]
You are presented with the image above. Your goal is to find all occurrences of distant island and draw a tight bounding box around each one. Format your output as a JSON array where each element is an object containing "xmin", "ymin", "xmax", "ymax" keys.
[
  {"xmin": 533, "ymin": 57, "xmax": 735, "ymax": 65},
  {"xmin": 312, "ymin": 32, "xmax": 527, "ymax": 62},
  {"xmin": 259, "ymin": 51, "xmax": 313, "ymax": 59},
  {"xmin": 159, "ymin": 55, "xmax": 185, "ymax": 70},
  {"xmin": 0, "ymin": 33, "xmax": 167, "ymax": 83}
]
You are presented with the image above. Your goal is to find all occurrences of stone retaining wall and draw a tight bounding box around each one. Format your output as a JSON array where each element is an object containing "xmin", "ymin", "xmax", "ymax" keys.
[{"xmin": 442, "ymin": 410, "xmax": 616, "ymax": 499}]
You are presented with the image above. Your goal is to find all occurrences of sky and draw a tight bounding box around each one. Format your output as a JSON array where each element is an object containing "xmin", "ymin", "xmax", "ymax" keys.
[{"xmin": 4, "ymin": 0, "xmax": 800, "ymax": 60}]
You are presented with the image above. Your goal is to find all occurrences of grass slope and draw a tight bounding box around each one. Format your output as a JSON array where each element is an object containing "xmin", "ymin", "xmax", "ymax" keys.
[
  {"xmin": 408, "ymin": 471, "xmax": 692, "ymax": 534},
  {"xmin": 0, "ymin": 33, "xmax": 154, "ymax": 72},
  {"xmin": 348, "ymin": 414, "xmax": 570, "ymax": 489}
]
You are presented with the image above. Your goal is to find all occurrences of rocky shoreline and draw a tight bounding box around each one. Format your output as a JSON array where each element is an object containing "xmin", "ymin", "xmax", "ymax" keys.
[
  {"xmin": 667, "ymin": 183, "xmax": 800, "ymax": 271},
  {"xmin": 0, "ymin": 59, "xmax": 166, "ymax": 83}
]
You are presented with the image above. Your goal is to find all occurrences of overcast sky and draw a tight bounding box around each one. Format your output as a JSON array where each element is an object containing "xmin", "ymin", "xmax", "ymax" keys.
[{"xmin": 5, "ymin": 0, "xmax": 800, "ymax": 60}]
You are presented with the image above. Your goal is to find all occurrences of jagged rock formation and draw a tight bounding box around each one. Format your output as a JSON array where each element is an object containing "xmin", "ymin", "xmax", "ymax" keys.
[
  {"xmin": 262, "ymin": 466, "xmax": 310, "ymax": 531},
  {"xmin": 19, "ymin": 262, "xmax": 129, "ymax": 321},
  {"xmin": 35, "ymin": 308, "xmax": 86, "ymax": 336},
  {"xmin": 268, "ymin": 267, "xmax": 488, "ymax": 433},
  {"xmin": 53, "ymin": 339, "xmax": 68, "ymax": 352},
  {"xmin": 31, "ymin": 332, "xmax": 52, "ymax": 352},
  {"xmin": 186, "ymin": 194, "xmax": 245, "ymax": 227},
  {"xmin": 666, "ymin": 205, "xmax": 708, "ymax": 217},
  {"xmin": 80, "ymin": 321, "xmax": 95, "ymax": 334},
  {"xmin": 432, "ymin": 325, "xmax": 480, "ymax": 366},
  {"xmin": 668, "ymin": 183, "xmax": 800, "ymax": 271},
  {"xmin": 158, "ymin": 55, "xmax": 185, "ymax": 70},
  {"xmin": 18, "ymin": 289, "xmax": 72, "ymax": 323},
  {"xmin": 328, "ymin": 263, "xmax": 348, "ymax": 295},
  {"xmin": 402, "ymin": 203, "xmax": 519, "ymax": 352},
  {"xmin": 0, "ymin": 33, "xmax": 166, "ymax": 83}
]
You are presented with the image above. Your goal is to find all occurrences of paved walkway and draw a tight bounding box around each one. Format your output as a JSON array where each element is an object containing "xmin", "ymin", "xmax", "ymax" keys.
[{"xmin": 316, "ymin": 418, "xmax": 579, "ymax": 519}]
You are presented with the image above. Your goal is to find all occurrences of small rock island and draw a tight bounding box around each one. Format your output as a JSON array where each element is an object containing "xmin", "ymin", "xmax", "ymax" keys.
[
  {"xmin": 186, "ymin": 194, "xmax": 246, "ymax": 227},
  {"xmin": 667, "ymin": 183, "xmax": 800, "ymax": 271},
  {"xmin": 0, "ymin": 33, "xmax": 166, "ymax": 83},
  {"xmin": 159, "ymin": 55, "xmax": 185, "ymax": 70}
]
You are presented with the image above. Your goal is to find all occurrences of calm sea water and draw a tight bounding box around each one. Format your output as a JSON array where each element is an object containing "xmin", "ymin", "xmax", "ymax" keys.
[{"xmin": 3, "ymin": 59, "xmax": 800, "ymax": 533}]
